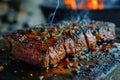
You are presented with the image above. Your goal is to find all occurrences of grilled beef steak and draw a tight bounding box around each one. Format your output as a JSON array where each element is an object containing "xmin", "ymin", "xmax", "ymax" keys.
[{"xmin": 3, "ymin": 21, "xmax": 116, "ymax": 68}]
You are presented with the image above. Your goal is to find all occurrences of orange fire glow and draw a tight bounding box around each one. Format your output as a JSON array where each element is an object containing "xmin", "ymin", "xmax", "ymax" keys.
[
  {"xmin": 64, "ymin": 0, "xmax": 104, "ymax": 10},
  {"xmin": 64, "ymin": 0, "xmax": 77, "ymax": 10}
]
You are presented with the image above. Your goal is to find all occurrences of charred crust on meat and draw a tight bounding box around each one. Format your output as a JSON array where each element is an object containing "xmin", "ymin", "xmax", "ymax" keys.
[{"xmin": 2, "ymin": 21, "xmax": 116, "ymax": 68}]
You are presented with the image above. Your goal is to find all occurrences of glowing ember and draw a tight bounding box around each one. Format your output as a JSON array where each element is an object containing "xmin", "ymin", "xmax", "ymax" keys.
[{"xmin": 64, "ymin": 0, "xmax": 104, "ymax": 10}]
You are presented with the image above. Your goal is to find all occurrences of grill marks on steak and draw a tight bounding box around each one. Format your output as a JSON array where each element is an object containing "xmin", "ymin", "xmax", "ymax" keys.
[
  {"xmin": 3, "ymin": 21, "xmax": 116, "ymax": 68},
  {"xmin": 83, "ymin": 29, "xmax": 97, "ymax": 48}
]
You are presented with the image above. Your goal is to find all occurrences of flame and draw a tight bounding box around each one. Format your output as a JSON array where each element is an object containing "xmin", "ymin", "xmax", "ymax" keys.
[
  {"xmin": 64, "ymin": 0, "xmax": 77, "ymax": 10},
  {"xmin": 98, "ymin": 0, "xmax": 104, "ymax": 10},
  {"xmin": 64, "ymin": 0, "xmax": 104, "ymax": 10},
  {"xmin": 88, "ymin": 0, "xmax": 99, "ymax": 10}
]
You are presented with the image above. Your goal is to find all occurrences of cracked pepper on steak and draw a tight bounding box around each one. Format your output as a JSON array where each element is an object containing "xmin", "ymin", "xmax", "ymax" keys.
[{"xmin": 3, "ymin": 21, "xmax": 116, "ymax": 68}]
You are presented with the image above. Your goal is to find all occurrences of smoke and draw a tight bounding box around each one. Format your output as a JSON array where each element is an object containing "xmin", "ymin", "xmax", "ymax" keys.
[
  {"xmin": 48, "ymin": 0, "xmax": 91, "ymax": 24},
  {"xmin": 79, "ymin": 10, "xmax": 90, "ymax": 21},
  {"xmin": 62, "ymin": 10, "xmax": 90, "ymax": 23},
  {"xmin": 48, "ymin": 0, "xmax": 60, "ymax": 25}
]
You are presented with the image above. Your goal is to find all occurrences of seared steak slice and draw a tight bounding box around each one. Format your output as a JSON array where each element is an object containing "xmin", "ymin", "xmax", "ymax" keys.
[
  {"xmin": 13, "ymin": 43, "xmax": 49, "ymax": 67},
  {"xmin": 49, "ymin": 39, "xmax": 66, "ymax": 65},
  {"xmin": 64, "ymin": 38, "xmax": 75, "ymax": 54},
  {"xmin": 72, "ymin": 32, "xmax": 87, "ymax": 52},
  {"xmin": 83, "ymin": 28, "xmax": 97, "ymax": 48},
  {"xmin": 91, "ymin": 21, "xmax": 116, "ymax": 41}
]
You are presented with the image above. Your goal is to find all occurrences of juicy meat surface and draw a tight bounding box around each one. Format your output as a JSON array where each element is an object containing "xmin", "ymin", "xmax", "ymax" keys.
[
  {"xmin": 49, "ymin": 39, "xmax": 66, "ymax": 65},
  {"xmin": 83, "ymin": 29, "xmax": 97, "ymax": 48},
  {"xmin": 3, "ymin": 21, "xmax": 116, "ymax": 68},
  {"xmin": 64, "ymin": 38, "xmax": 75, "ymax": 54},
  {"xmin": 73, "ymin": 32, "xmax": 87, "ymax": 52}
]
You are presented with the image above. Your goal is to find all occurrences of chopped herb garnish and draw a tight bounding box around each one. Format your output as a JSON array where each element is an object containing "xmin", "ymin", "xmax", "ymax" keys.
[
  {"xmin": 34, "ymin": 25, "xmax": 42, "ymax": 29},
  {"xmin": 42, "ymin": 36, "xmax": 47, "ymax": 40},
  {"xmin": 56, "ymin": 30, "xmax": 63, "ymax": 37}
]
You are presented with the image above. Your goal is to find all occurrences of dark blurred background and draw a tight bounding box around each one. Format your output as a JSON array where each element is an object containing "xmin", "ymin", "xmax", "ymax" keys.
[
  {"xmin": 0, "ymin": 0, "xmax": 46, "ymax": 39},
  {"xmin": 0, "ymin": 0, "xmax": 120, "ymax": 39}
]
